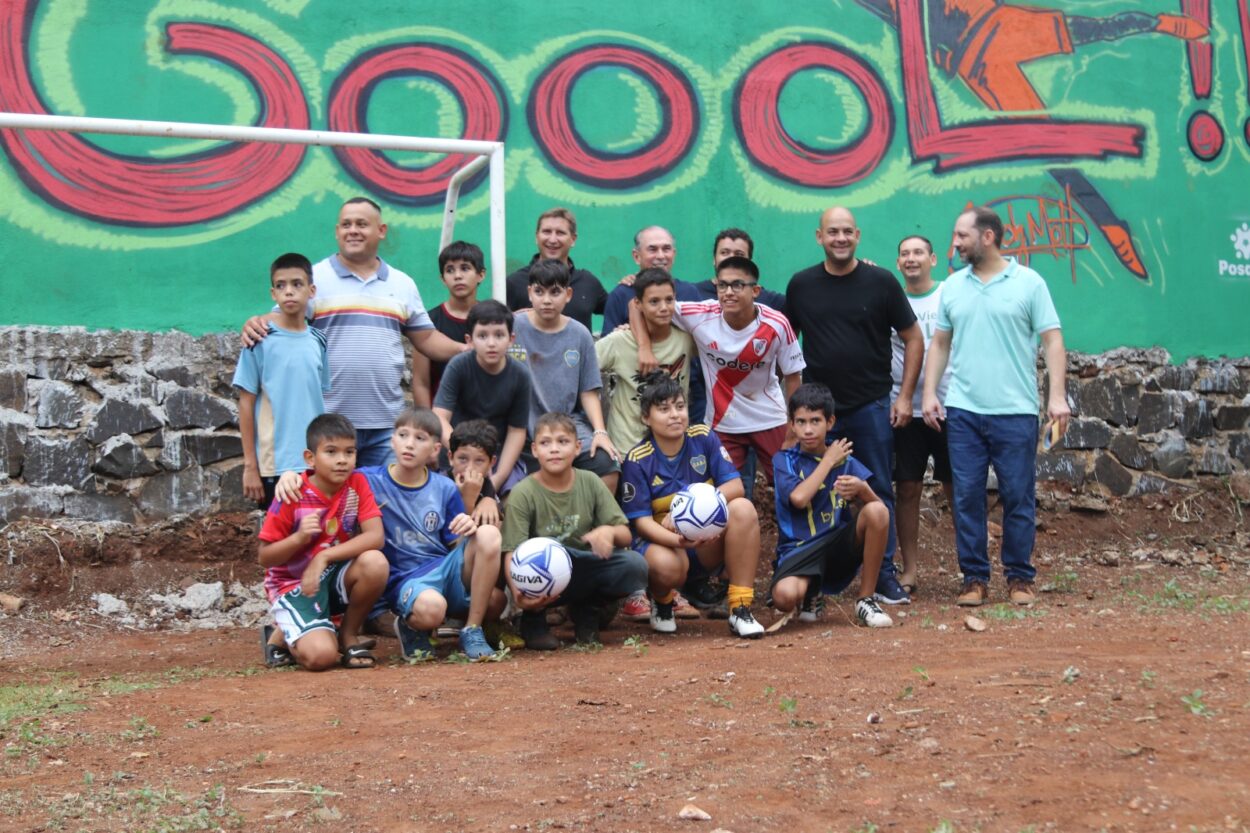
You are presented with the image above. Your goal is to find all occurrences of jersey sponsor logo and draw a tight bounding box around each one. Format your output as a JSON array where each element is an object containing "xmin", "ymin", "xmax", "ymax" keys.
[
  {"xmin": 704, "ymin": 349, "xmax": 766, "ymax": 371},
  {"xmin": 423, "ymin": 511, "xmax": 441, "ymax": 532},
  {"xmin": 621, "ymin": 482, "xmax": 636, "ymax": 503},
  {"xmin": 691, "ymin": 454, "xmax": 707, "ymax": 475},
  {"xmin": 563, "ymin": 349, "xmax": 580, "ymax": 367}
]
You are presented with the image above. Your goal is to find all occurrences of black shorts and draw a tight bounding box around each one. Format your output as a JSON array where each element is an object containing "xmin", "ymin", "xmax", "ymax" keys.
[
  {"xmin": 573, "ymin": 447, "xmax": 621, "ymax": 477},
  {"xmin": 769, "ymin": 520, "xmax": 862, "ymax": 596},
  {"xmin": 893, "ymin": 420, "xmax": 951, "ymax": 483}
]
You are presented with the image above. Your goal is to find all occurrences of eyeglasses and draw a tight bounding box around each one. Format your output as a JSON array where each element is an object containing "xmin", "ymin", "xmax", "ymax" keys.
[{"xmin": 714, "ymin": 280, "xmax": 757, "ymax": 293}]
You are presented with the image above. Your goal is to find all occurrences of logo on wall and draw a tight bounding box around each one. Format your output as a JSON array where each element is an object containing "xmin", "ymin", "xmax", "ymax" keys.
[{"xmin": 1218, "ymin": 223, "xmax": 1250, "ymax": 279}]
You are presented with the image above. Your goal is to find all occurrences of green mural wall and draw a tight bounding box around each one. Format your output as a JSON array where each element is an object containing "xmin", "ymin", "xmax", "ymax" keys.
[{"xmin": 0, "ymin": 0, "xmax": 1247, "ymax": 357}]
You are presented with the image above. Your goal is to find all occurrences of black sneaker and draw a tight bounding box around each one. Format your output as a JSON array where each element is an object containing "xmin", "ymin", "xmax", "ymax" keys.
[
  {"xmin": 570, "ymin": 603, "xmax": 602, "ymax": 645},
  {"xmin": 799, "ymin": 592, "xmax": 825, "ymax": 623},
  {"xmin": 520, "ymin": 610, "xmax": 559, "ymax": 651},
  {"xmin": 681, "ymin": 576, "xmax": 727, "ymax": 610}
]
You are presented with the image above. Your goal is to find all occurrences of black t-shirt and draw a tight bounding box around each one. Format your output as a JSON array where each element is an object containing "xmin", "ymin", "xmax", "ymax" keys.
[
  {"xmin": 433, "ymin": 351, "xmax": 533, "ymax": 450},
  {"xmin": 785, "ymin": 260, "xmax": 916, "ymax": 412},
  {"xmin": 505, "ymin": 255, "xmax": 607, "ymax": 332},
  {"xmin": 427, "ymin": 303, "xmax": 470, "ymax": 398}
]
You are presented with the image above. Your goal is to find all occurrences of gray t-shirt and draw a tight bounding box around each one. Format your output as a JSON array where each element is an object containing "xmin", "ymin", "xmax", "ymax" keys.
[
  {"xmin": 510, "ymin": 314, "xmax": 602, "ymax": 447},
  {"xmin": 433, "ymin": 351, "xmax": 533, "ymax": 444}
]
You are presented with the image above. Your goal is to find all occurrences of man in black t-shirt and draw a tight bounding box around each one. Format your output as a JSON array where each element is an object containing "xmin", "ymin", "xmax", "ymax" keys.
[
  {"xmin": 785, "ymin": 206, "xmax": 924, "ymax": 605},
  {"xmin": 505, "ymin": 208, "xmax": 607, "ymax": 331}
]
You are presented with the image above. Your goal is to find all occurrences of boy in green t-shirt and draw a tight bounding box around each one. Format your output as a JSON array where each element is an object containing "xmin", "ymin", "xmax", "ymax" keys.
[{"xmin": 501, "ymin": 413, "xmax": 648, "ymax": 650}]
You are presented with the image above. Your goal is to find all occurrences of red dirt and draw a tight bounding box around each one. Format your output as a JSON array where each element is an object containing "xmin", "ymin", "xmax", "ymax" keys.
[{"xmin": 2, "ymin": 484, "xmax": 1249, "ymax": 832}]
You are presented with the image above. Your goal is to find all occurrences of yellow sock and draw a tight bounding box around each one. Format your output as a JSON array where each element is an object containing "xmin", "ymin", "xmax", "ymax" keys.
[
  {"xmin": 654, "ymin": 590, "xmax": 676, "ymax": 605},
  {"xmin": 727, "ymin": 584, "xmax": 754, "ymax": 611}
]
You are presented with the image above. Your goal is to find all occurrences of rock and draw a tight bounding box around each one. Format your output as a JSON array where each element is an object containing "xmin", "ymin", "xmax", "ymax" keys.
[
  {"xmin": 0, "ymin": 487, "xmax": 64, "ymax": 522},
  {"xmin": 1095, "ymin": 550, "xmax": 1121, "ymax": 567},
  {"xmin": 1196, "ymin": 362, "xmax": 1243, "ymax": 394},
  {"xmin": 0, "ymin": 369, "xmax": 27, "ymax": 411},
  {"xmin": 63, "ymin": 493, "xmax": 137, "ymax": 523},
  {"xmin": 918, "ymin": 737, "xmax": 942, "ymax": 755},
  {"xmin": 1060, "ymin": 418, "xmax": 1112, "ymax": 449},
  {"xmin": 1230, "ymin": 433, "xmax": 1250, "ymax": 468},
  {"xmin": 1151, "ymin": 432, "xmax": 1192, "ymax": 478},
  {"xmin": 214, "ymin": 463, "xmax": 255, "ymax": 512},
  {"xmin": 1135, "ymin": 473, "xmax": 1178, "ymax": 495},
  {"xmin": 964, "ymin": 615, "xmax": 987, "ymax": 632},
  {"xmin": 0, "ymin": 592, "xmax": 25, "ymax": 614},
  {"xmin": 1151, "ymin": 365, "xmax": 1196, "ymax": 391},
  {"xmin": 1214, "ymin": 405, "xmax": 1250, "ymax": 431},
  {"xmin": 1108, "ymin": 432, "xmax": 1150, "ymax": 470},
  {"xmin": 1230, "ymin": 472, "xmax": 1250, "ymax": 503},
  {"xmin": 1093, "ymin": 453, "xmax": 1134, "ymax": 497},
  {"xmin": 163, "ymin": 389, "xmax": 235, "ymax": 430},
  {"xmin": 22, "ymin": 436, "xmax": 92, "ymax": 488},
  {"xmin": 85, "ymin": 399, "xmax": 163, "ymax": 443},
  {"xmin": 1078, "ymin": 376, "xmax": 1127, "ymax": 425},
  {"xmin": 136, "ymin": 466, "xmax": 209, "ymax": 517},
  {"xmin": 678, "ymin": 804, "xmax": 713, "ymax": 821},
  {"xmin": 1122, "ymin": 380, "xmax": 1142, "ymax": 424},
  {"xmin": 1035, "ymin": 452, "xmax": 1087, "ymax": 485},
  {"xmin": 1159, "ymin": 549, "xmax": 1188, "ymax": 566},
  {"xmin": 157, "ymin": 435, "xmax": 192, "ymax": 471},
  {"xmin": 92, "ymin": 434, "xmax": 159, "ymax": 479},
  {"xmin": 0, "ymin": 414, "xmax": 28, "ymax": 478},
  {"xmin": 1071, "ymin": 495, "xmax": 1110, "ymax": 513},
  {"xmin": 93, "ymin": 593, "xmax": 130, "ymax": 616},
  {"xmin": 144, "ymin": 428, "xmax": 165, "ymax": 448},
  {"xmin": 1196, "ymin": 443, "xmax": 1232, "ymax": 475},
  {"xmin": 866, "ymin": 712, "xmax": 882, "ymax": 724},
  {"xmin": 1136, "ymin": 391, "xmax": 1182, "ymax": 434},
  {"xmin": 1180, "ymin": 398, "xmax": 1214, "ymax": 440},
  {"xmin": 150, "ymin": 365, "xmax": 197, "ymax": 388},
  {"xmin": 33, "ymin": 380, "xmax": 83, "ymax": 429},
  {"xmin": 180, "ymin": 432, "xmax": 243, "ymax": 465},
  {"xmin": 155, "ymin": 582, "xmax": 225, "ymax": 615}
]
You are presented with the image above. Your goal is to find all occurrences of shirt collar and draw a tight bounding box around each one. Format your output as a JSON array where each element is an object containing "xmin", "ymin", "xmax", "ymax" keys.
[
  {"xmin": 330, "ymin": 253, "xmax": 389, "ymax": 282},
  {"xmin": 528, "ymin": 253, "xmax": 577, "ymax": 271}
]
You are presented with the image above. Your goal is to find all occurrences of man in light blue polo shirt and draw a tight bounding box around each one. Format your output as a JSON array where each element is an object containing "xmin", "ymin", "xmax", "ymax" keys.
[
  {"xmin": 921, "ymin": 206, "xmax": 1070, "ymax": 608},
  {"xmin": 243, "ymin": 197, "xmax": 467, "ymax": 467}
]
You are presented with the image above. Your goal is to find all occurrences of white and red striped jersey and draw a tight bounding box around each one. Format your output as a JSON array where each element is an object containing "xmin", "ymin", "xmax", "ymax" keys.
[{"xmin": 673, "ymin": 301, "xmax": 805, "ymax": 433}]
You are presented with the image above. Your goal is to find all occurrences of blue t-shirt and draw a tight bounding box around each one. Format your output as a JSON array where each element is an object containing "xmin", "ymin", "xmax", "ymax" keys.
[
  {"xmin": 231, "ymin": 323, "xmax": 330, "ymax": 476},
  {"xmin": 620, "ymin": 425, "xmax": 739, "ymax": 522},
  {"xmin": 773, "ymin": 446, "xmax": 874, "ymax": 557},
  {"xmin": 360, "ymin": 465, "xmax": 466, "ymax": 586}
]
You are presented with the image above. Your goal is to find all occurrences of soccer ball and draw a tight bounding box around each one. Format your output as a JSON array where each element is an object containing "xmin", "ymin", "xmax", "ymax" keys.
[
  {"xmin": 508, "ymin": 537, "xmax": 573, "ymax": 601},
  {"xmin": 668, "ymin": 482, "xmax": 729, "ymax": 542}
]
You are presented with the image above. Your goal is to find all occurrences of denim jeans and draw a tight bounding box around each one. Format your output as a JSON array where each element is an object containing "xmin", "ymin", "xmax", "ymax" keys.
[
  {"xmin": 945, "ymin": 408, "xmax": 1038, "ymax": 583},
  {"xmin": 355, "ymin": 427, "xmax": 396, "ymax": 468},
  {"xmin": 829, "ymin": 396, "xmax": 897, "ymax": 576}
]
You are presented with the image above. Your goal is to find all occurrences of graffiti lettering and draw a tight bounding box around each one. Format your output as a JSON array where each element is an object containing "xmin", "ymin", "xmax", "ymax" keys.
[{"xmin": 983, "ymin": 193, "xmax": 1090, "ymax": 284}]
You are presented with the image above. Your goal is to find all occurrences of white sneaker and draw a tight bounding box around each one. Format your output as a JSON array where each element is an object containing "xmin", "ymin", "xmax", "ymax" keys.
[
  {"xmin": 855, "ymin": 596, "xmax": 894, "ymax": 628},
  {"xmin": 728, "ymin": 605, "xmax": 765, "ymax": 639},
  {"xmin": 649, "ymin": 600, "xmax": 677, "ymax": 634}
]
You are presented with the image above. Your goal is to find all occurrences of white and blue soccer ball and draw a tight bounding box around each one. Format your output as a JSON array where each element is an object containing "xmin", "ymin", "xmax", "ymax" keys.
[
  {"xmin": 508, "ymin": 537, "xmax": 573, "ymax": 601},
  {"xmin": 669, "ymin": 482, "xmax": 729, "ymax": 542}
]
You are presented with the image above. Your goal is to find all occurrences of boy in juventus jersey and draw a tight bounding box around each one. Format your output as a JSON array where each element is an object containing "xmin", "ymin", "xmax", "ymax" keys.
[{"xmin": 671, "ymin": 256, "xmax": 804, "ymax": 490}]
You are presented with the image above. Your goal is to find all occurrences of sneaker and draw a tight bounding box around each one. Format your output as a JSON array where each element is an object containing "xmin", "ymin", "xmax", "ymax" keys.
[
  {"xmin": 956, "ymin": 580, "xmax": 988, "ymax": 607},
  {"xmin": 704, "ymin": 599, "xmax": 730, "ymax": 620},
  {"xmin": 650, "ymin": 599, "xmax": 677, "ymax": 634},
  {"xmin": 855, "ymin": 596, "xmax": 894, "ymax": 628},
  {"xmin": 799, "ymin": 593, "xmax": 825, "ymax": 623},
  {"xmin": 1008, "ymin": 579, "xmax": 1036, "ymax": 606},
  {"xmin": 620, "ymin": 592, "xmax": 651, "ymax": 622},
  {"xmin": 728, "ymin": 605, "xmax": 765, "ymax": 639},
  {"xmin": 682, "ymin": 576, "xmax": 727, "ymax": 610},
  {"xmin": 437, "ymin": 617, "xmax": 464, "ymax": 639},
  {"xmin": 483, "ymin": 619, "xmax": 525, "ymax": 650},
  {"xmin": 873, "ymin": 573, "xmax": 912, "ymax": 606},
  {"xmin": 458, "ymin": 624, "xmax": 496, "ymax": 660},
  {"xmin": 672, "ymin": 592, "xmax": 700, "ymax": 619},
  {"xmin": 570, "ymin": 604, "xmax": 601, "ymax": 645},
  {"xmin": 394, "ymin": 616, "xmax": 433, "ymax": 660},
  {"xmin": 364, "ymin": 611, "xmax": 397, "ymax": 638},
  {"xmin": 519, "ymin": 611, "xmax": 560, "ymax": 651}
]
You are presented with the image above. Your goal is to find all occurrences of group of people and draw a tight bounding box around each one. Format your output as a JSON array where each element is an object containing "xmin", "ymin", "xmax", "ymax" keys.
[{"xmin": 234, "ymin": 196, "xmax": 1070, "ymax": 671}]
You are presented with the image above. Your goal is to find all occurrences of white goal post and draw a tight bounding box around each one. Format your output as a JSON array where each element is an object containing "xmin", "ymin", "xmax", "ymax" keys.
[{"xmin": 0, "ymin": 112, "xmax": 507, "ymax": 301}]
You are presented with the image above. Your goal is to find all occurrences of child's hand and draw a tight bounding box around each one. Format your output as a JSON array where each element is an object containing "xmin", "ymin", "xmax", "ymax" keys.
[
  {"xmin": 638, "ymin": 348, "xmax": 658, "ymax": 375},
  {"xmin": 448, "ymin": 512, "xmax": 477, "ymax": 538},
  {"xmin": 275, "ymin": 471, "xmax": 303, "ymax": 504},
  {"xmin": 297, "ymin": 510, "xmax": 324, "ymax": 540},
  {"xmin": 833, "ymin": 475, "xmax": 864, "ymax": 500},
  {"xmin": 581, "ymin": 526, "xmax": 616, "ymax": 559},
  {"xmin": 242, "ymin": 463, "xmax": 264, "ymax": 502},
  {"xmin": 825, "ymin": 438, "xmax": 853, "ymax": 468},
  {"xmin": 660, "ymin": 514, "xmax": 699, "ymax": 550},
  {"xmin": 456, "ymin": 467, "xmax": 484, "ymax": 504},
  {"xmin": 472, "ymin": 497, "xmax": 500, "ymax": 527},
  {"xmin": 300, "ymin": 554, "xmax": 326, "ymax": 597}
]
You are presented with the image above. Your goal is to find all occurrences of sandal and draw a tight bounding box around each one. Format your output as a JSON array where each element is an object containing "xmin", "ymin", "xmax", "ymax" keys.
[
  {"xmin": 340, "ymin": 643, "xmax": 376, "ymax": 669},
  {"xmin": 261, "ymin": 625, "xmax": 294, "ymax": 668}
]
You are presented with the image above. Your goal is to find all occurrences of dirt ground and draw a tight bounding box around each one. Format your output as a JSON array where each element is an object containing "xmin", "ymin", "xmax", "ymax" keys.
[{"xmin": 2, "ymin": 483, "xmax": 1249, "ymax": 833}]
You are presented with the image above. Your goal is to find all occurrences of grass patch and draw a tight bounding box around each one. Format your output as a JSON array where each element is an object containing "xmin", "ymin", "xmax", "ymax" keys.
[
  {"xmin": 38, "ymin": 779, "xmax": 244, "ymax": 832},
  {"xmin": 980, "ymin": 604, "xmax": 1047, "ymax": 621}
]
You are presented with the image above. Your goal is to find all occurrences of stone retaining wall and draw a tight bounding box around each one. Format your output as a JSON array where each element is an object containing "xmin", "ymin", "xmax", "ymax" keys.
[{"xmin": 1, "ymin": 328, "xmax": 1247, "ymax": 524}]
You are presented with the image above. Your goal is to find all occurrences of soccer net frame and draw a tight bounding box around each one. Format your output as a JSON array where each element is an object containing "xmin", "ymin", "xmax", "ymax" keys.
[{"xmin": 0, "ymin": 112, "xmax": 507, "ymax": 300}]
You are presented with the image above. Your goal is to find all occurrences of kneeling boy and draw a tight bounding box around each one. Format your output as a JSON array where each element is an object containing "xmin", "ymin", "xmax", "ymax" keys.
[
  {"xmin": 361, "ymin": 408, "xmax": 506, "ymax": 661},
  {"xmin": 501, "ymin": 413, "xmax": 647, "ymax": 650},
  {"xmin": 771, "ymin": 384, "xmax": 894, "ymax": 628},
  {"xmin": 258, "ymin": 413, "xmax": 389, "ymax": 670},
  {"xmin": 621, "ymin": 375, "xmax": 765, "ymax": 638}
]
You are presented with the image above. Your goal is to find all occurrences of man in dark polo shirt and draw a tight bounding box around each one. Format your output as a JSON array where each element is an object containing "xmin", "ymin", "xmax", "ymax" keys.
[
  {"xmin": 505, "ymin": 207, "xmax": 607, "ymax": 331},
  {"xmin": 786, "ymin": 206, "xmax": 925, "ymax": 605}
]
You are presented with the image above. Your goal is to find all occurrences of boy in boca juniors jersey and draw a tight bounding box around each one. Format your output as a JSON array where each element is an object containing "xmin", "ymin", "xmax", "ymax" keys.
[
  {"xmin": 670, "ymin": 256, "xmax": 804, "ymax": 495},
  {"xmin": 620, "ymin": 375, "xmax": 765, "ymax": 639}
]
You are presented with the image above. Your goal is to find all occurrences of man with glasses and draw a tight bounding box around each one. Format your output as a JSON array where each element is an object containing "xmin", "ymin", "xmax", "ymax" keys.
[{"xmin": 671, "ymin": 256, "xmax": 804, "ymax": 487}]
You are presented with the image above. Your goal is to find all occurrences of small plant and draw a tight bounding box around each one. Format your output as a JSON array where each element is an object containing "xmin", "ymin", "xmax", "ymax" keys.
[
  {"xmin": 982, "ymin": 604, "xmax": 1047, "ymax": 621},
  {"xmin": 623, "ymin": 635, "xmax": 649, "ymax": 656},
  {"xmin": 763, "ymin": 686, "xmax": 776, "ymax": 697},
  {"xmin": 444, "ymin": 651, "xmax": 471, "ymax": 664},
  {"xmin": 1062, "ymin": 666, "xmax": 1081, "ymax": 684},
  {"xmin": 569, "ymin": 641, "xmax": 603, "ymax": 654},
  {"xmin": 778, "ymin": 696, "xmax": 798, "ymax": 714},
  {"xmin": 913, "ymin": 666, "xmax": 930, "ymax": 683},
  {"xmin": 1181, "ymin": 690, "xmax": 1213, "ymax": 718},
  {"xmin": 402, "ymin": 649, "xmax": 435, "ymax": 664},
  {"xmin": 930, "ymin": 821, "xmax": 957, "ymax": 833},
  {"xmin": 919, "ymin": 615, "xmax": 935, "ymax": 629},
  {"xmin": 898, "ymin": 685, "xmax": 914, "ymax": 700},
  {"xmin": 482, "ymin": 646, "xmax": 513, "ymax": 663},
  {"xmin": 707, "ymin": 693, "xmax": 733, "ymax": 709},
  {"xmin": 629, "ymin": 760, "xmax": 646, "ymax": 771},
  {"xmin": 1140, "ymin": 669, "xmax": 1157, "ymax": 689},
  {"xmin": 120, "ymin": 716, "xmax": 158, "ymax": 742},
  {"xmin": 850, "ymin": 822, "xmax": 879, "ymax": 833}
]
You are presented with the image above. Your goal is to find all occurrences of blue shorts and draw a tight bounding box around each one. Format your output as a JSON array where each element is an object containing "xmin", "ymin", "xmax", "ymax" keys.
[{"xmin": 387, "ymin": 541, "xmax": 471, "ymax": 618}]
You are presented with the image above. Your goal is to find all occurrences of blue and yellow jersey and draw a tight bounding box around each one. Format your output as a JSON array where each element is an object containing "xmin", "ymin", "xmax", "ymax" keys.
[
  {"xmin": 620, "ymin": 425, "xmax": 739, "ymax": 522},
  {"xmin": 773, "ymin": 446, "xmax": 874, "ymax": 554}
]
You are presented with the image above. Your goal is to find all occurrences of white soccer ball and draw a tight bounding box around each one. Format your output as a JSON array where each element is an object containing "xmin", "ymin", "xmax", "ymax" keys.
[
  {"xmin": 668, "ymin": 482, "xmax": 729, "ymax": 542},
  {"xmin": 508, "ymin": 537, "xmax": 573, "ymax": 601}
]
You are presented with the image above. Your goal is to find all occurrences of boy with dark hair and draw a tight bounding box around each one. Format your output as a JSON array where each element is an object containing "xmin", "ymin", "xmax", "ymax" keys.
[
  {"xmin": 258, "ymin": 413, "xmax": 389, "ymax": 670},
  {"xmin": 501, "ymin": 413, "xmax": 648, "ymax": 650},
  {"xmin": 360, "ymin": 407, "xmax": 505, "ymax": 661},
  {"xmin": 511, "ymin": 259, "xmax": 621, "ymax": 492},
  {"xmin": 434, "ymin": 300, "xmax": 533, "ymax": 496},
  {"xmin": 621, "ymin": 376, "xmax": 765, "ymax": 637},
  {"xmin": 770, "ymin": 384, "xmax": 894, "ymax": 629},
  {"xmin": 234, "ymin": 252, "xmax": 329, "ymax": 508},
  {"xmin": 414, "ymin": 240, "xmax": 487, "ymax": 399},
  {"xmin": 448, "ymin": 419, "xmax": 501, "ymax": 527}
]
